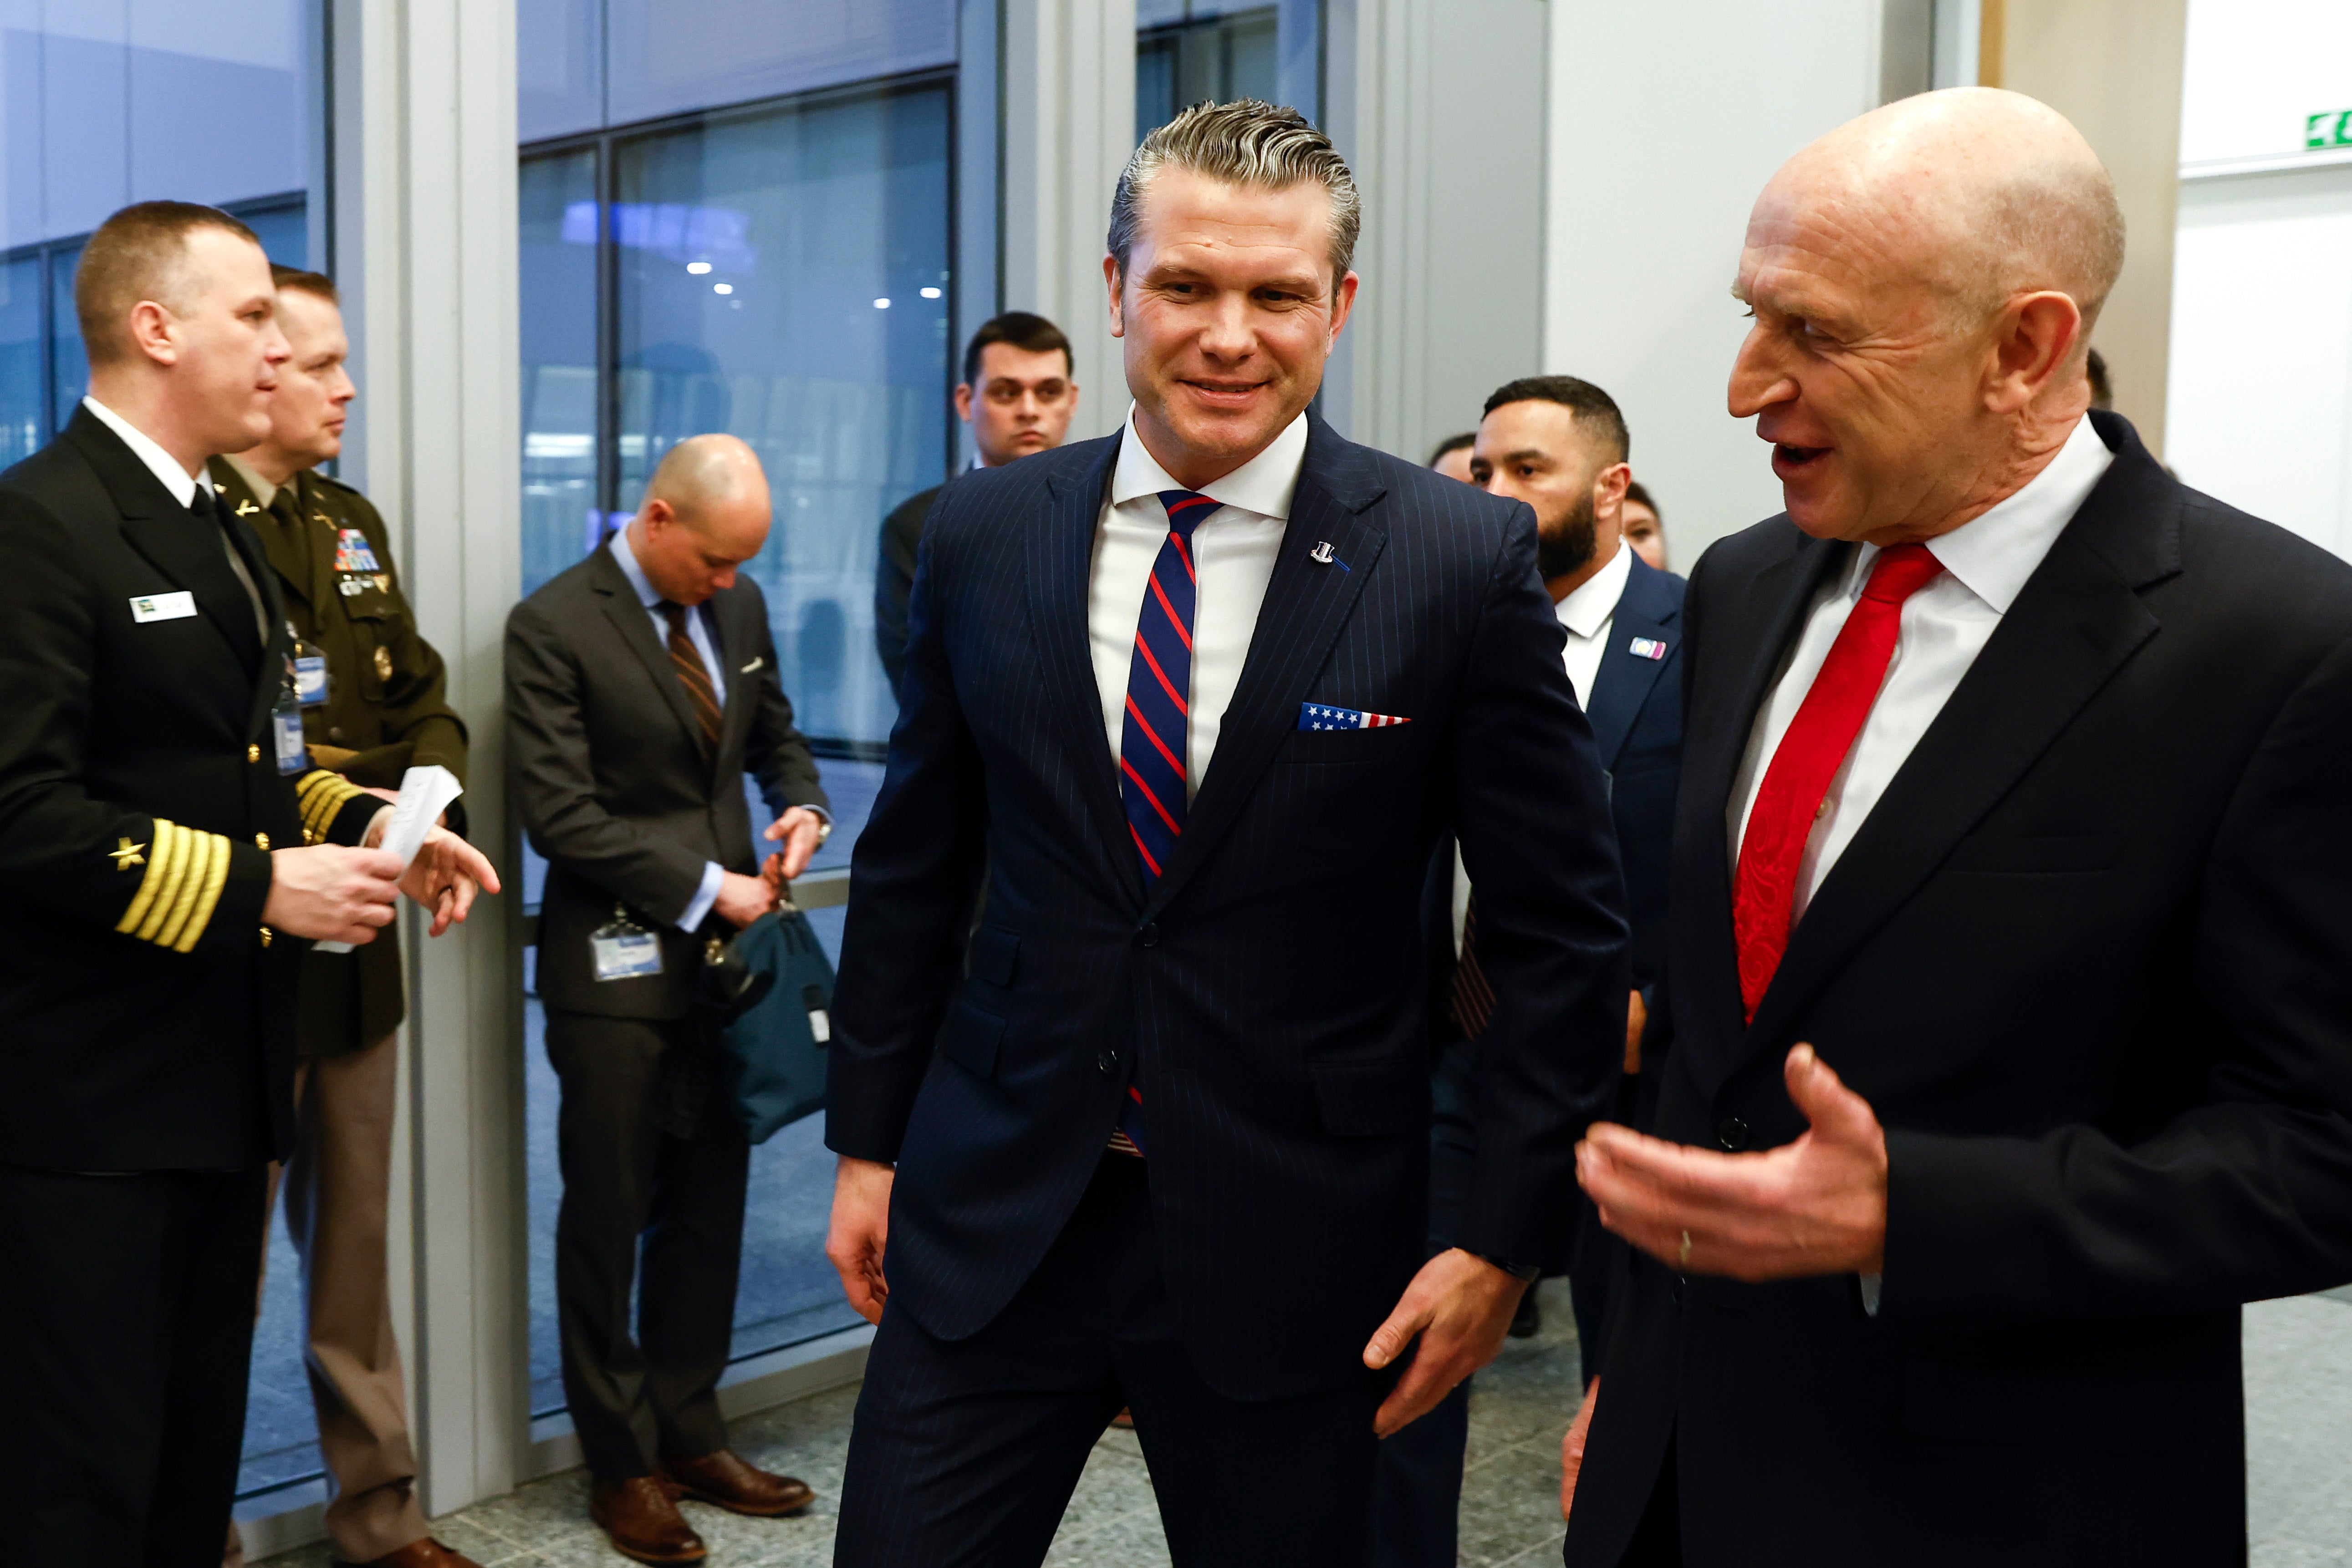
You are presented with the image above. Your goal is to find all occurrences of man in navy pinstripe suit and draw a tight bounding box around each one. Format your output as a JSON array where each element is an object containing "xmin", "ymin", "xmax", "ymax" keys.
[{"xmin": 824, "ymin": 101, "xmax": 1629, "ymax": 1567}]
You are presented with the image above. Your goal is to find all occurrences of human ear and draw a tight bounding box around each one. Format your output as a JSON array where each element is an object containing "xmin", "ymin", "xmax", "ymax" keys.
[{"xmin": 1987, "ymin": 291, "xmax": 2082, "ymax": 414}]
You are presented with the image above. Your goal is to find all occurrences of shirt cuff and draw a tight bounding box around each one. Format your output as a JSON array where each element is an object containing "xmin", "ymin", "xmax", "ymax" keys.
[
  {"xmin": 1859, "ymin": 1272, "xmax": 1883, "ymax": 1316},
  {"xmin": 678, "ymin": 860, "xmax": 726, "ymax": 932}
]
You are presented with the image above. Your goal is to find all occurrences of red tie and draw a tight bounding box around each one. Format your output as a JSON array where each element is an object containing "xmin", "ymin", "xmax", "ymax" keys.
[{"xmin": 1731, "ymin": 543, "xmax": 1945, "ymax": 1021}]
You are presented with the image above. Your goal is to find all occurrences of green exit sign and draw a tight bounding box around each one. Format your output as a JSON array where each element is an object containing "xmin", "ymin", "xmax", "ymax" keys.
[{"xmin": 2306, "ymin": 110, "xmax": 2352, "ymax": 149}]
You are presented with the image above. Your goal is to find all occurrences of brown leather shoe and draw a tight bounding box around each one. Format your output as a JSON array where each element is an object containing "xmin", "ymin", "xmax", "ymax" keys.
[
  {"xmin": 345, "ymin": 1541, "xmax": 487, "ymax": 1568},
  {"xmin": 590, "ymin": 1475, "xmax": 708, "ymax": 1564},
  {"xmin": 658, "ymin": 1448, "xmax": 816, "ymax": 1517}
]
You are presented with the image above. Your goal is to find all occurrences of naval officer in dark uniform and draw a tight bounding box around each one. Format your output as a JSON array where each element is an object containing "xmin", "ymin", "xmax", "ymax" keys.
[
  {"xmin": 0, "ymin": 201, "xmax": 497, "ymax": 1568},
  {"xmin": 209, "ymin": 266, "xmax": 478, "ymax": 1568}
]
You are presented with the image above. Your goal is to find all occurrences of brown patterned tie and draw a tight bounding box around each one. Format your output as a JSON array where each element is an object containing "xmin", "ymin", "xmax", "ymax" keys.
[
  {"xmin": 659, "ymin": 600, "xmax": 723, "ymax": 747},
  {"xmin": 1450, "ymin": 895, "xmax": 1496, "ymax": 1039}
]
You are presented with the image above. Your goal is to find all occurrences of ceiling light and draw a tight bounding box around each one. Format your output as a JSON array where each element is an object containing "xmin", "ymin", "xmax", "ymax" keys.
[
  {"xmin": 920, "ymin": 286, "xmax": 942, "ymax": 299},
  {"xmin": 873, "ymin": 297, "xmax": 891, "ymax": 309},
  {"xmin": 686, "ymin": 261, "xmax": 712, "ymax": 275},
  {"xmin": 713, "ymin": 282, "xmax": 733, "ymax": 295}
]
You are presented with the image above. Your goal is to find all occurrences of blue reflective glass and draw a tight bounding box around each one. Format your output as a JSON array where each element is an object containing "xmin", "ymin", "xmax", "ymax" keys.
[
  {"xmin": 612, "ymin": 82, "xmax": 952, "ymax": 752},
  {"xmin": 49, "ymin": 245, "xmax": 85, "ymax": 419},
  {"xmin": 0, "ymin": 259, "xmax": 41, "ymax": 466},
  {"xmin": 238, "ymin": 199, "xmax": 310, "ymax": 269},
  {"xmin": 520, "ymin": 150, "xmax": 602, "ymax": 598},
  {"xmin": 1137, "ymin": 5, "xmax": 1279, "ymax": 141}
]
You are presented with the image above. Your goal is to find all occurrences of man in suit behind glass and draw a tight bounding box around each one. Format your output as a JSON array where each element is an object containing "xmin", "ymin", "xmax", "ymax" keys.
[
  {"xmin": 824, "ymin": 101, "xmax": 1629, "ymax": 1566},
  {"xmin": 505, "ymin": 435, "xmax": 829, "ymax": 1566},
  {"xmin": 874, "ymin": 312, "xmax": 1079, "ymax": 692},
  {"xmin": 1383, "ymin": 378, "xmax": 1685, "ymax": 1568},
  {"xmin": 0, "ymin": 201, "xmax": 494, "ymax": 1568},
  {"xmin": 1564, "ymin": 90, "xmax": 2352, "ymax": 1567}
]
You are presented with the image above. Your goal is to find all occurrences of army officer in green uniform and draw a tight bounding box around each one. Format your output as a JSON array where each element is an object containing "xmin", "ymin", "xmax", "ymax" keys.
[{"xmin": 209, "ymin": 267, "xmax": 482, "ymax": 1568}]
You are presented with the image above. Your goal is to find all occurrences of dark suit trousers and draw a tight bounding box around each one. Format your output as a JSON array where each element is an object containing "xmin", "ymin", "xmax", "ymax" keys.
[
  {"xmin": 0, "ymin": 1162, "xmax": 268, "ymax": 1568},
  {"xmin": 837, "ymin": 1153, "xmax": 1393, "ymax": 1568},
  {"xmin": 546, "ymin": 1009, "xmax": 750, "ymax": 1480}
]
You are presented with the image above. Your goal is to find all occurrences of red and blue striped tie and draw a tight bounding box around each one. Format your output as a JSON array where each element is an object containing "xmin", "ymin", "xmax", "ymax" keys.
[{"xmin": 1111, "ymin": 488, "xmax": 1214, "ymax": 1154}]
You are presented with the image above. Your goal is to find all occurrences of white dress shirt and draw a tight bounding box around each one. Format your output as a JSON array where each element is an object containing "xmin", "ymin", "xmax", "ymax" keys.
[
  {"xmin": 609, "ymin": 526, "xmax": 733, "ymax": 931},
  {"xmin": 1087, "ymin": 406, "xmax": 1305, "ymax": 791},
  {"xmin": 1727, "ymin": 414, "xmax": 2115, "ymax": 924},
  {"xmin": 84, "ymin": 395, "xmax": 272, "ymax": 644},
  {"xmin": 1556, "ymin": 539, "xmax": 1634, "ymax": 708}
]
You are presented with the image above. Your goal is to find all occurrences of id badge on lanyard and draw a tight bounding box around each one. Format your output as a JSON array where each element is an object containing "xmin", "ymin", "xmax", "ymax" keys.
[
  {"xmin": 271, "ymin": 682, "xmax": 307, "ymax": 776},
  {"xmin": 592, "ymin": 905, "xmax": 664, "ymax": 981}
]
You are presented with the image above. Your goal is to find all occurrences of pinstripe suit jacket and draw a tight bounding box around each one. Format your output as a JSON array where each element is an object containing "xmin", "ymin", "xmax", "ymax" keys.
[{"xmin": 827, "ymin": 413, "xmax": 1630, "ymax": 1399}]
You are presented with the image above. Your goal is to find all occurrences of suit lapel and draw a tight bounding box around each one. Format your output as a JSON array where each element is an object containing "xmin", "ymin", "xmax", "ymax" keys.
[
  {"xmin": 1582, "ymin": 554, "xmax": 1679, "ymax": 769},
  {"xmin": 709, "ymin": 586, "xmax": 757, "ymax": 778},
  {"xmin": 592, "ymin": 546, "xmax": 711, "ymax": 757},
  {"xmin": 207, "ymin": 458, "xmax": 310, "ymax": 613},
  {"xmin": 1143, "ymin": 419, "xmax": 1386, "ymax": 918},
  {"xmin": 225, "ymin": 502, "xmax": 295, "ymax": 743},
  {"xmin": 1675, "ymin": 528, "xmax": 1847, "ymax": 1089},
  {"xmin": 1732, "ymin": 418, "xmax": 2182, "ymax": 1075},
  {"xmin": 69, "ymin": 412, "xmax": 265, "ymax": 683},
  {"xmin": 1029, "ymin": 436, "xmax": 1145, "ymax": 911}
]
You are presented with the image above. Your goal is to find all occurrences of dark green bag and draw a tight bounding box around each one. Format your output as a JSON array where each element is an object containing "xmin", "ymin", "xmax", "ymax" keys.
[{"xmin": 709, "ymin": 907, "xmax": 836, "ymax": 1144}]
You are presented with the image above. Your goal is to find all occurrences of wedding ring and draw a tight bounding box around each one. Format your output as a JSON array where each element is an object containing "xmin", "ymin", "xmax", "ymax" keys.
[{"xmin": 1678, "ymin": 1229, "xmax": 1693, "ymax": 1269}]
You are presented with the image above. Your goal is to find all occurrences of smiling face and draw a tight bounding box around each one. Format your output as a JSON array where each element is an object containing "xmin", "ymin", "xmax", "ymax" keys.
[{"xmin": 1106, "ymin": 166, "xmax": 1357, "ymax": 489}]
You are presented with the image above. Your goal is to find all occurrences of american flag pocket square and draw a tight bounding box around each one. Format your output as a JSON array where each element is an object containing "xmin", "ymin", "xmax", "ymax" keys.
[{"xmin": 1299, "ymin": 702, "xmax": 1412, "ymax": 730}]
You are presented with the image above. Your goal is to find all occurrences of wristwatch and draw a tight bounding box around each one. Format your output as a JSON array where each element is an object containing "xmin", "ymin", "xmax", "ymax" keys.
[{"xmin": 1472, "ymin": 1251, "xmax": 1542, "ymax": 1282}]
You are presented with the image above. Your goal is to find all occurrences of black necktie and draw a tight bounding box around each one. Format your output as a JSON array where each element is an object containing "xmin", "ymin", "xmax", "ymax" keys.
[{"xmin": 193, "ymin": 489, "xmax": 266, "ymax": 673}]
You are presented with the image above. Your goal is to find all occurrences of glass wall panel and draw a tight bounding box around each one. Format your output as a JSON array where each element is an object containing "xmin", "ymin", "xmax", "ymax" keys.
[
  {"xmin": 126, "ymin": 0, "xmax": 309, "ymax": 210},
  {"xmin": 1137, "ymin": 2, "xmax": 1279, "ymax": 140},
  {"xmin": 517, "ymin": 0, "xmax": 606, "ymax": 143},
  {"xmin": 518, "ymin": 75, "xmax": 951, "ymax": 1420},
  {"xmin": 47, "ymin": 243, "xmax": 84, "ymax": 419},
  {"xmin": 612, "ymin": 82, "xmax": 952, "ymax": 752},
  {"xmin": 604, "ymin": 0, "xmax": 954, "ymax": 131},
  {"xmin": 520, "ymin": 150, "xmax": 602, "ymax": 599},
  {"xmin": 0, "ymin": 257, "xmax": 40, "ymax": 467}
]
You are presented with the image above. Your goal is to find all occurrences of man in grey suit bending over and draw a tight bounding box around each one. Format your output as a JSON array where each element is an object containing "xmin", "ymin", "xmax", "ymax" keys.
[{"xmin": 506, "ymin": 435, "xmax": 829, "ymax": 1566}]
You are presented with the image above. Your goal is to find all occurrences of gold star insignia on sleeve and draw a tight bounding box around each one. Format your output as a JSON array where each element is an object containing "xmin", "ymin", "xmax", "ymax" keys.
[{"xmin": 110, "ymin": 837, "xmax": 147, "ymax": 871}]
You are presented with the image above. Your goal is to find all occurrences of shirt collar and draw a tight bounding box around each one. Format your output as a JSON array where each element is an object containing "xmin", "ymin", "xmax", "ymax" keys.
[
  {"xmin": 219, "ymin": 453, "xmax": 280, "ymax": 511},
  {"xmin": 1556, "ymin": 540, "xmax": 1634, "ymax": 639},
  {"xmin": 1848, "ymin": 415, "xmax": 2114, "ymax": 613},
  {"xmin": 1109, "ymin": 404, "xmax": 1309, "ymax": 521},
  {"xmin": 82, "ymin": 395, "xmax": 212, "ymax": 509},
  {"xmin": 608, "ymin": 523, "xmax": 664, "ymax": 611}
]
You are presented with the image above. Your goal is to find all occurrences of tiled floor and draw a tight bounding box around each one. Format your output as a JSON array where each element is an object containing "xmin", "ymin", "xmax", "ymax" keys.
[
  {"xmin": 257, "ymin": 1277, "xmax": 1589, "ymax": 1568},
  {"xmin": 260, "ymin": 1281, "xmax": 2352, "ymax": 1567}
]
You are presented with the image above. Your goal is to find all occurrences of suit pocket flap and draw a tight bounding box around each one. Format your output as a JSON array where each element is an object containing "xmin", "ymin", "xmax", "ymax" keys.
[
  {"xmin": 1310, "ymin": 1058, "xmax": 1429, "ymax": 1137},
  {"xmin": 969, "ymin": 926, "xmax": 1020, "ymax": 987},
  {"xmin": 1945, "ymin": 833, "xmax": 2122, "ymax": 874},
  {"xmin": 939, "ymin": 1002, "xmax": 1006, "ymax": 1080}
]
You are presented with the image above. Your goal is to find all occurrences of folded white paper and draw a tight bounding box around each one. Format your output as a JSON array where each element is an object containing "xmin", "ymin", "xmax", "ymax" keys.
[{"xmin": 316, "ymin": 764, "xmax": 465, "ymax": 954}]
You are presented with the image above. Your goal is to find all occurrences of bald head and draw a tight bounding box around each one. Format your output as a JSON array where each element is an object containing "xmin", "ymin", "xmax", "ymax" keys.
[
  {"xmin": 629, "ymin": 434, "xmax": 773, "ymax": 606},
  {"xmin": 1729, "ymin": 89, "xmax": 2120, "ymax": 547},
  {"xmin": 1779, "ymin": 88, "xmax": 2123, "ymax": 335}
]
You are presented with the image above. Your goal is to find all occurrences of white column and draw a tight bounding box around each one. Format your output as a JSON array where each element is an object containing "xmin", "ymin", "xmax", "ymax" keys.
[
  {"xmin": 1321, "ymin": 0, "xmax": 1550, "ymax": 459},
  {"xmin": 1000, "ymin": 0, "xmax": 1138, "ymax": 442},
  {"xmin": 333, "ymin": 0, "xmax": 528, "ymax": 1516},
  {"xmin": 1543, "ymin": 0, "xmax": 1887, "ymax": 567}
]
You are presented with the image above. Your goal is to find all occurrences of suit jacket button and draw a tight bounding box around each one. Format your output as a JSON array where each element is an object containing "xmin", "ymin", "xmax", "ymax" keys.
[
  {"xmin": 1136, "ymin": 922, "xmax": 1159, "ymax": 948},
  {"xmin": 247, "ymin": 744, "xmax": 261, "ymax": 763},
  {"xmin": 255, "ymin": 832, "xmax": 270, "ymax": 850},
  {"xmin": 1716, "ymin": 1117, "xmax": 1752, "ymax": 1152},
  {"xmin": 1097, "ymin": 1049, "xmax": 1118, "ymax": 1073}
]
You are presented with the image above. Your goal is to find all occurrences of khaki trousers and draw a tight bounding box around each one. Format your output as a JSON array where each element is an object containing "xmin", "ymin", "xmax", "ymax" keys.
[{"xmin": 225, "ymin": 1035, "xmax": 431, "ymax": 1567}]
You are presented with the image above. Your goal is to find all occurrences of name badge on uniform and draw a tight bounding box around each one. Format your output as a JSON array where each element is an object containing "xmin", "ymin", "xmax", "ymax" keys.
[
  {"xmin": 592, "ymin": 906, "xmax": 664, "ymax": 981},
  {"xmin": 130, "ymin": 591, "xmax": 197, "ymax": 623}
]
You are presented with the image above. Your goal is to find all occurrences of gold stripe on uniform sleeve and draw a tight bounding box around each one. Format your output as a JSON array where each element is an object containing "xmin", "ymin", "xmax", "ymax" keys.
[
  {"xmin": 153, "ymin": 827, "xmax": 227, "ymax": 952},
  {"xmin": 296, "ymin": 769, "xmax": 371, "ymax": 843},
  {"xmin": 114, "ymin": 820, "xmax": 180, "ymax": 938}
]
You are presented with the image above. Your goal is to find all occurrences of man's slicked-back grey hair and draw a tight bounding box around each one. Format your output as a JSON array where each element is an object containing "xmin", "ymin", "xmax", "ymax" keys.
[{"xmin": 1108, "ymin": 100, "xmax": 1361, "ymax": 294}]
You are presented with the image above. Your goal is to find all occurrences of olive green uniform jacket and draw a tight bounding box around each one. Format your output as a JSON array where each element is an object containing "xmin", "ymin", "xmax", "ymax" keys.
[{"xmin": 209, "ymin": 457, "xmax": 469, "ymax": 1055}]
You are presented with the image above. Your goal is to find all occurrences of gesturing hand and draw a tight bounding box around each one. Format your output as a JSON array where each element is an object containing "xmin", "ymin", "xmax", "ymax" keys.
[
  {"xmin": 763, "ymin": 807, "xmax": 826, "ymax": 884},
  {"xmin": 826, "ymin": 1155, "xmax": 895, "ymax": 1324},
  {"xmin": 398, "ymin": 827, "xmax": 501, "ymax": 937},
  {"xmin": 1362, "ymin": 1247, "xmax": 1527, "ymax": 1437},
  {"xmin": 1576, "ymin": 1044, "xmax": 1888, "ymax": 1282}
]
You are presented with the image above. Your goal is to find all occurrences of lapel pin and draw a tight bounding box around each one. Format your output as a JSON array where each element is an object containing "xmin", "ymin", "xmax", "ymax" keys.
[
  {"xmin": 1309, "ymin": 541, "xmax": 1350, "ymax": 571},
  {"xmin": 1628, "ymin": 637, "xmax": 1669, "ymax": 661}
]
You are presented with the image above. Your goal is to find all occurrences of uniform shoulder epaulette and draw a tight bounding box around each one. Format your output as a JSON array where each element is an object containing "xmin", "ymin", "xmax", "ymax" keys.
[{"xmin": 311, "ymin": 471, "xmax": 364, "ymax": 501}]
